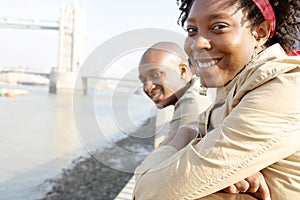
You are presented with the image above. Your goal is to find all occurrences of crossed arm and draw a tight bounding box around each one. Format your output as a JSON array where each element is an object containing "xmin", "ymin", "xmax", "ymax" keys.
[{"xmin": 162, "ymin": 127, "xmax": 270, "ymax": 200}]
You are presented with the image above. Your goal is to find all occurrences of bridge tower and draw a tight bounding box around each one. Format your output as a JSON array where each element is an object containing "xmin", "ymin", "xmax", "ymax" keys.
[
  {"xmin": 50, "ymin": 0, "xmax": 85, "ymax": 93},
  {"xmin": 0, "ymin": 0, "xmax": 85, "ymax": 93}
]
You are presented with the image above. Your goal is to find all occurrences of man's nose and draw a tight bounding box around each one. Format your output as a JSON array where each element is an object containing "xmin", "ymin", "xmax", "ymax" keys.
[{"xmin": 143, "ymin": 81, "xmax": 155, "ymax": 94}]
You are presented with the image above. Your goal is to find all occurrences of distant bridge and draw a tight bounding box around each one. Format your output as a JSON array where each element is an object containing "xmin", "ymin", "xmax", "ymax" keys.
[
  {"xmin": 81, "ymin": 76, "xmax": 142, "ymax": 95},
  {"xmin": 0, "ymin": 69, "xmax": 50, "ymax": 79},
  {"xmin": 0, "ymin": 65, "xmax": 51, "ymax": 76},
  {"xmin": 0, "ymin": 68, "xmax": 142, "ymax": 93},
  {"xmin": 0, "ymin": 67, "xmax": 51, "ymax": 85},
  {"xmin": 0, "ymin": 69, "xmax": 144, "ymax": 94}
]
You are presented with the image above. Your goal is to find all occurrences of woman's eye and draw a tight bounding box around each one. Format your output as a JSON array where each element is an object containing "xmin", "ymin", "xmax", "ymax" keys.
[
  {"xmin": 212, "ymin": 23, "xmax": 228, "ymax": 30},
  {"xmin": 185, "ymin": 27, "xmax": 197, "ymax": 34}
]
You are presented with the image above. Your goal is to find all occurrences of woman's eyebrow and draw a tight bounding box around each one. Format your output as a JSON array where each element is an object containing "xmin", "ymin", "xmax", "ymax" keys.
[
  {"xmin": 208, "ymin": 12, "xmax": 233, "ymax": 21},
  {"xmin": 187, "ymin": 12, "xmax": 233, "ymax": 23}
]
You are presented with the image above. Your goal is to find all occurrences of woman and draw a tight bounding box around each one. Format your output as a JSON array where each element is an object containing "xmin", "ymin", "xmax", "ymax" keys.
[{"xmin": 134, "ymin": 0, "xmax": 300, "ymax": 199}]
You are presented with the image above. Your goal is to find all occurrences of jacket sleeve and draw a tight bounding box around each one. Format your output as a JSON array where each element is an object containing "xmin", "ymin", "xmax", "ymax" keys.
[
  {"xmin": 133, "ymin": 75, "xmax": 300, "ymax": 200},
  {"xmin": 170, "ymin": 91, "xmax": 211, "ymax": 132}
]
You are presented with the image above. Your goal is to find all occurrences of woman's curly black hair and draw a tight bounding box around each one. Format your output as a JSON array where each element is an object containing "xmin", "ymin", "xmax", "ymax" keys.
[{"xmin": 177, "ymin": 0, "xmax": 300, "ymax": 53}]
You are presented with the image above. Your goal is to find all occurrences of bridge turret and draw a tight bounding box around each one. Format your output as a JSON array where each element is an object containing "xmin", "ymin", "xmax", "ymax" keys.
[
  {"xmin": 50, "ymin": 0, "xmax": 85, "ymax": 93},
  {"xmin": 58, "ymin": 0, "xmax": 85, "ymax": 72}
]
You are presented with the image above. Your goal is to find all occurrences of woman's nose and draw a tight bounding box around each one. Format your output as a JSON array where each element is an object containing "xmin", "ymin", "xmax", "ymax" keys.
[{"xmin": 191, "ymin": 34, "xmax": 211, "ymax": 51}]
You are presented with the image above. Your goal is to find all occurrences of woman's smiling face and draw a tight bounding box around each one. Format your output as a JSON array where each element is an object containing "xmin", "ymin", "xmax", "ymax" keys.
[{"xmin": 184, "ymin": 0, "xmax": 257, "ymax": 87}]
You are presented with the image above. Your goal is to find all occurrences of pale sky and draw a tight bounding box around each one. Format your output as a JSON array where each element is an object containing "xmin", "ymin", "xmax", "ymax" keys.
[{"xmin": 0, "ymin": 0, "xmax": 186, "ymax": 72}]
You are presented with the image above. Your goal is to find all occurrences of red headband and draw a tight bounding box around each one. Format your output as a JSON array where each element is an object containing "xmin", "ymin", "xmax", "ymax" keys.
[{"xmin": 252, "ymin": 0, "xmax": 276, "ymax": 38}]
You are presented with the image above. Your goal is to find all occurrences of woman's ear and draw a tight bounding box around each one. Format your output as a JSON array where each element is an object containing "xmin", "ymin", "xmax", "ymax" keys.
[{"xmin": 252, "ymin": 20, "xmax": 272, "ymax": 46}]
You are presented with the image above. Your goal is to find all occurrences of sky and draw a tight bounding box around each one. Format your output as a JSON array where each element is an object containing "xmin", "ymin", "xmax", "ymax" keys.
[{"xmin": 0, "ymin": 0, "xmax": 187, "ymax": 73}]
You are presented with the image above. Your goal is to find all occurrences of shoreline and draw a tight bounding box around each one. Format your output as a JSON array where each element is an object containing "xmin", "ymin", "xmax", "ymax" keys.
[{"xmin": 38, "ymin": 117, "xmax": 156, "ymax": 200}]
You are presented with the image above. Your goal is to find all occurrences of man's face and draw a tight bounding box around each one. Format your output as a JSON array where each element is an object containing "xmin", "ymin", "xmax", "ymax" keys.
[{"xmin": 139, "ymin": 50, "xmax": 187, "ymax": 108}]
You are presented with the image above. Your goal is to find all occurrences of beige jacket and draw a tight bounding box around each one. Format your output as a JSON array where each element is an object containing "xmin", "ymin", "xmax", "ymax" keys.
[
  {"xmin": 134, "ymin": 44, "xmax": 300, "ymax": 200},
  {"xmin": 169, "ymin": 77, "xmax": 212, "ymax": 134}
]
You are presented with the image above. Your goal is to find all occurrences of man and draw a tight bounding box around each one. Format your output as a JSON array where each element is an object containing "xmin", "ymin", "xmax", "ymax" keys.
[{"xmin": 138, "ymin": 42, "xmax": 212, "ymax": 144}]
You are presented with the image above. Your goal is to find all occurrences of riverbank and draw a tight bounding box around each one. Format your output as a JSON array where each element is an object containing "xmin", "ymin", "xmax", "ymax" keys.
[{"xmin": 38, "ymin": 117, "xmax": 156, "ymax": 200}]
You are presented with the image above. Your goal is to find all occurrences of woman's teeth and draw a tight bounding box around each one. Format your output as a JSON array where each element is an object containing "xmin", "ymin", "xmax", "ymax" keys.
[{"xmin": 195, "ymin": 60, "xmax": 218, "ymax": 68}]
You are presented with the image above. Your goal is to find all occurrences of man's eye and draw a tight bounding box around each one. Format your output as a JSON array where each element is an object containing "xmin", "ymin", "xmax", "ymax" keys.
[
  {"xmin": 139, "ymin": 76, "xmax": 147, "ymax": 83},
  {"xmin": 152, "ymin": 72, "xmax": 162, "ymax": 79}
]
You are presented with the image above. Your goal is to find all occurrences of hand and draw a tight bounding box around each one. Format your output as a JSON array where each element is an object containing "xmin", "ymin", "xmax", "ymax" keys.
[{"xmin": 223, "ymin": 171, "xmax": 271, "ymax": 200}]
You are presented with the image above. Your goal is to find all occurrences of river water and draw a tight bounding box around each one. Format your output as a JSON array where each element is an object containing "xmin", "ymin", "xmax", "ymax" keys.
[{"xmin": 0, "ymin": 85, "xmax": 154, "ymax": 200}]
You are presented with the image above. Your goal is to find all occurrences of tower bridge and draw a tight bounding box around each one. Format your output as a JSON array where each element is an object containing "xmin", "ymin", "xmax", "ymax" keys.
[{"xmin": 0, "ymin": 0, "xmax": 85, "ymax": 93}]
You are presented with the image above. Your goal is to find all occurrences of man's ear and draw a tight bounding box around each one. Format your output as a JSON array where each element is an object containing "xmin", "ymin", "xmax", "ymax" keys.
[
  {"xmin": 179, "ymin": 63, "xmax": 188, "ymax": 78},
  {"xmin": 252, "ymin": 20, "xmax": 271, "ymax": 46}
]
